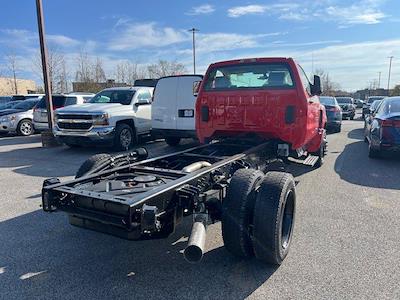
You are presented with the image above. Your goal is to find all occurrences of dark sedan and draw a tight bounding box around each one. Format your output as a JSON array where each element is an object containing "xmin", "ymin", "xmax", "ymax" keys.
[
  {"xmin": 320, "ymin": 96, "xmax": 342, "ymax": 133},
  {"xmin": 364, "ymin": 97, "xmax": 400, "ymax": 158},
  {"xmin": 336, "ymin": 97, "xmax": 356, "ymax": 120}
]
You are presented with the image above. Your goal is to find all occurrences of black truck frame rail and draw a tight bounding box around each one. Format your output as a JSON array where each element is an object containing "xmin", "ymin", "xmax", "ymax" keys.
[{"xmin": 42, "ymin": 139, "xmax": 286, "ymax": 262}]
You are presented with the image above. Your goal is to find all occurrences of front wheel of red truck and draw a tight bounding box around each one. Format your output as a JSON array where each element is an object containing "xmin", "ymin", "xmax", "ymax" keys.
[{"xmin": 252, "ymin": 172, "xmax": 296, "ymax": 265}]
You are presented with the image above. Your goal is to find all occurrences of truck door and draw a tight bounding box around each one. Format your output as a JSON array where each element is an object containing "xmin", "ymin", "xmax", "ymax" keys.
[
  {"xmin": 298, "ymin": 65, "xmax": 321, "ymax": 144},
  {"xmin": 176, "ymin": 76, "xmax": 201, "ymax": 131},
  {"xmin": 134, "ymin": 90, "xmax": 152, "ymax": 133}
]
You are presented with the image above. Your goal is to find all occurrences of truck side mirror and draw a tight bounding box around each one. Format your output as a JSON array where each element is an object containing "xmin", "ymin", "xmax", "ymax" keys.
[
  {"xmin": 193, "ymin": 81, "xmax": 202, "ymax": 97},
  {"xmin": 311, "ymin": 75, "xmax": 322, "ymax": 96},
  {"xmin": 135, "ymin": 98, "xmax": 150, "ymax": 106}
]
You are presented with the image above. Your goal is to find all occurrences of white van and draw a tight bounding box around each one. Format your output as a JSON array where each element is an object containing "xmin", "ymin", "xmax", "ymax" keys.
[{"xmin": 152, "ymin": 75, "xmax": 202, "ymax": 146}]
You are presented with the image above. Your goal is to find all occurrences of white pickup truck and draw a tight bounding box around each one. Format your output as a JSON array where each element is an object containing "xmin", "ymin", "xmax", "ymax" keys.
[{"xmin": 53, "ymin": 87, "xmax": 153, "ymax": 150}]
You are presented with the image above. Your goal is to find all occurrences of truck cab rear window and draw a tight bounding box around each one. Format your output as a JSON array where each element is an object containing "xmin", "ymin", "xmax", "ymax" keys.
[{"xmin": 204, "ymin": 63, "xmax": 294, "ymax": 91}]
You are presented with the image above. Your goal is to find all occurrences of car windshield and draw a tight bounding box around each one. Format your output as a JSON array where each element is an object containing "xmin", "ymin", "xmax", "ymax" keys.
[
  {"xmin": 204, "ymin": 63, "xmax": 295, "ymax": 90},
  {"xmin": 90, "ymin": 90, "xmax": 135, "ymax": 105},
  {"xmin": 320, "ymin": 97, "xmax": 337, "ymax": 106},
  {"xmin": 370, "ymin": 100, "xmax": 382, "ymax": 110},
  {"xmin": 368, "ymin": 96, "xmax": 385, "ymax": 103},
  {"xmin": 13, "ymin": 99, "xmax": 39, "ymax": 110},
  {"xmin": 381, "ymin": 98, "xmax": 400, "ymax": 115},
  {"xmin": 0, "ymin": 101, "xmax": 22, "ymax": 110},
  {"xmin": 336, "ymin": 97, "xmax": 352, "ymax": 104}
]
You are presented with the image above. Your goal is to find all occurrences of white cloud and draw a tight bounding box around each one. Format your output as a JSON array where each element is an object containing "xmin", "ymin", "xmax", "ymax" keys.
[
  {"xmin": 108, "ymin": 22, "xmax": 188, "ymax": 51},
  {"xmin": 47, "ymin": 35, "xmax": 80, "ymax": 47},
  {"xmin": 228, "ymin": 5, "xmax": 267, "ymax": 18},
  {"xmin": 325, "ymin": 5, "xmax": 386, "ymax": 25},
  {"xmin": 186, "ymin": 4, "xmax": 215, "ymax": 15},
  {"xmin": 227, "ymin": 1, "xmax": 387, "ymax": 25}
]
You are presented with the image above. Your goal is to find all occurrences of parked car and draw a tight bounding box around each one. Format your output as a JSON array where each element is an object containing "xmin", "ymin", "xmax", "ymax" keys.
[
  {"xmin": 320, "ymin": 96, "xmax": 342, "ymax": 132},
  {"xmin": 33, "ymin": 94, "xmax": 95, "ymax": 131},
  {"xmin": 152, "ymin": 75, "xmax": 203, "ymax": 146},
  {"xmin": 53, "ymin": 87, "xmax": 153, "ymax": 150},
  {"xmin": 336, "ymin": 97, "xmax": 356, "ymax": 120},
  {"xmin": 354, "ymin": 99, "xmax": 364, "ymax": 108},
  {"xmin": 0, "ymin": 98, "xmax": 40, "ymax": 136},
  {"xmin": 364, "ymin": 97, "xmax": 400, "ymax": 158},
  {"xmin": 362, "ymin": 96, "xmax": 386, "ymax": 117}
]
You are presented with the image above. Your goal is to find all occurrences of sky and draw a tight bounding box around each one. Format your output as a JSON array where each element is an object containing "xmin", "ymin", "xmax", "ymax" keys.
[{"xmin": 0, "ymin": 0, "xmax": 399, "ymax": 91}]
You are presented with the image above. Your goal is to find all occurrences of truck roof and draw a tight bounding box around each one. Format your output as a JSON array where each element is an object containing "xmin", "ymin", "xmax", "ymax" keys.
[
  {"xmin": 101, "ymin": 86, "xmax": 153, "ymax": 92},
  {"xmin": 208, "ymin": 57, "xmax": 295, "ymax": 68}
]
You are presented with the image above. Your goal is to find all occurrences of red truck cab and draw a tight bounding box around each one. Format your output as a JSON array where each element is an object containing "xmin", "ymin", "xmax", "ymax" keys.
[{"xmin": 195, "ymin": 57, "xmax": 326, "ymax": 154}]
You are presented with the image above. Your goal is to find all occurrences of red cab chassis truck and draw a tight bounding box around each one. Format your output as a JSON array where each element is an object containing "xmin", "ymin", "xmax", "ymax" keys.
[{"xmin": 42, "ymin": 57, "xmax": 327, "ymax": 265}]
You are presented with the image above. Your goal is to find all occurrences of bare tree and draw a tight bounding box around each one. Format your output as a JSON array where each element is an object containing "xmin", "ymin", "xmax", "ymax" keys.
[
  {"xmin": 75, "ymin": 51, "xmax": 92, "ymax": 83},
  {"xmin": 114, "ymin": 61, "xmax": 148, "ymax": 85},
  {"xmin": 33, "ymin": 47, "xmax": 68, "ymax": 93},
  {"xmin": 314, "ymin": 68, "xmax": 341, "ymax": 96},
  {"xmin": 93, "ymin": 57, "xmax": 106, "ymax": 83},
  {"xmin": 6, "ymin": 52, "xmax": 19, "ymax": 94},
  {"xmin": 147, "ymin": 60, "xmax": 186, "ymax": 78}
]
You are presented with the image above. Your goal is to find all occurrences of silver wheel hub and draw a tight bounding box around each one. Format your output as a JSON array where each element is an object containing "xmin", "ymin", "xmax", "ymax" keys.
[
  {"xmin": 120, "ymin": 128, "xmax": 132, "ymax": 148},
  {"xmin": 20, "ymin": 122, "xmax": 33, "ymax": 135}
]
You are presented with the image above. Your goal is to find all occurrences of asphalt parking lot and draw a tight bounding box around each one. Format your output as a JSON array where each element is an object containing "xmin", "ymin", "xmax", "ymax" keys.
[{"xmin": 1, "ymin": 117, "xmax": 399, "ymax": 299}]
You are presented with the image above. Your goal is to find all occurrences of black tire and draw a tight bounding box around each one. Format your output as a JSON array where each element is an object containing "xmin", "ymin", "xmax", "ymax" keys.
[
  {"xmin": 311, "ymin": 130, "xmax": 327, "ymax": 168},
  {"xmin": 17, "ymin": 119, "xmax": 34, "ymax": 136},
  {"xmin": 113, "ymin": 123, "xmax": 135, "ymax": 151},
  {"xmin": 222, "ymin": 168, "xmax": 265, "ymax": 258},
  {"xmin": 368, "ymin": 143, "xmax": 380, "ymax": 159},
  {"xmin": 165, "ymin": 137, "xmax": 181, "ymax": 146},
  {"xmin": 350, "ymin": 115, "xmax": 354, "ymax": 120},
  {"xmin": 75, "ymin": 153, "xmax": 112, "ymax": 178},
  {"xmin": 252, "ymin": 172, "xmax": 296, "ymax": 265}
]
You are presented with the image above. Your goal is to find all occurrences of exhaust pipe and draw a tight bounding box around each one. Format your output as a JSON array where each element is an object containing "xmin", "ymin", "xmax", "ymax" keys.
[{"xmin": 184, "ymin": 214, "xmax": 208, "ymax": 263}]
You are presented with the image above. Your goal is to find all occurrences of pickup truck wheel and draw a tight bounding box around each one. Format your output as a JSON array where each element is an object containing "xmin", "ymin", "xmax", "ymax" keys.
[
  {"xmin": 165, "ymin": 137, "xmax": 181, "ymax": 146},
  {"xmin": 114, "ymin": 124, "xmax": 135, "ymax": 151},
  {"xmin": 222, "ymin": 168, "xmax": 264, "ymax": 258},
  {"xmin": 368, "ymin": 144, "xmax": 380, "ymax": 159},
  {"xmin": 311, "ymin": 131, "xmax": 327, "ymax": 168},
  {"xmin": 17, "ymin": 119, "xmax": 34, "ymax": 136},
  {"xmin": 76, "ymin": 153, "xmax": 112, "ymax": 178},
  {"xmin": 252, "ymin": 172, "xmax": 296, "ymax": 265}
]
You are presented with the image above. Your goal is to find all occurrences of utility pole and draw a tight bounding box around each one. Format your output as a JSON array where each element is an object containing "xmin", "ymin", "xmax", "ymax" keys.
[
  {"xmin": 378, "ymin": 72, "xmax": 381, "ymax": 89},
  {"xmin": 387, "ymin": 56, "xmax": 394, "ymax": 94},
  {"xmin": 188, "ymin": 28, "xmax": 199, "ymax": 74},
  {"xmin": 36, "ymin": 0, "xmax": 58, "ymax": 146}
]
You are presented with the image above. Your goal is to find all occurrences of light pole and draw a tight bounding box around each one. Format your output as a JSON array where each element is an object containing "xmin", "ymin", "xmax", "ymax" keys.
[
  {"xmin": 387, "ymin": 56, "xmax": 394, "ymax": 94},
  {"xmin": 36, "ymin": 0, "xmax": 58, "ymax": 146},
  {"xmin": 188, "ymin": 28, "xmax": 199, "ymax": 74},
  {"xmin": 378, "ymin": 71, "xmax": 381, "ymax": 89}
]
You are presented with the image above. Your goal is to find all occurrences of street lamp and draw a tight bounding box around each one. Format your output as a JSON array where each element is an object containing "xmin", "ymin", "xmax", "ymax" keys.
[
  {"xmin": 188, "ymin": 28, "xmax": 199, "ymax": 74},
  {"xmin": 387, "ymin": 56, "xmax": 394, "ymax": 94}
]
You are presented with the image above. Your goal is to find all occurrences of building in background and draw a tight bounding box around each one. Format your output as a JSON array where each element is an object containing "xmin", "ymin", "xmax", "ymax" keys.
[
  {"xmin": 0, "ymin": 77, "xmax": 36, "ymax": 95},
  {"xmin": 354, "ymin": 88, "xmax": 390, "ymax": 100}
]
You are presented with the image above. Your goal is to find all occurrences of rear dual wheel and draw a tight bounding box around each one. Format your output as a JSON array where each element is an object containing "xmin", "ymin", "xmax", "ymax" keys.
[{"xmin": 222, "ymin": 169, "xmax": 296, "ymax": 265}]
